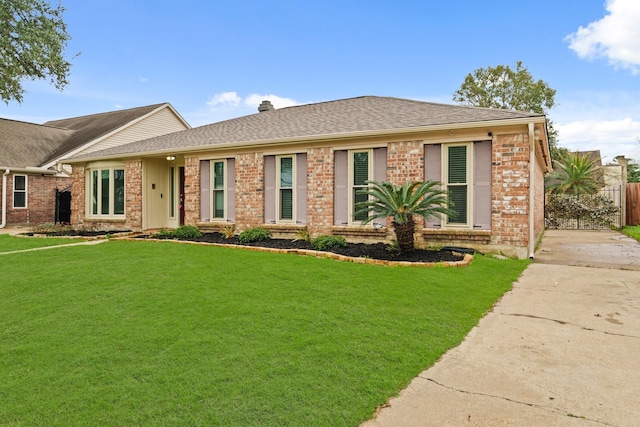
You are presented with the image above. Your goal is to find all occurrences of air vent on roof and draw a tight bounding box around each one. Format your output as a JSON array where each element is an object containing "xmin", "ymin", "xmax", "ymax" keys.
[{"xmin": 258, "ymin": 100, "xmax": 274, "ymax": 112}]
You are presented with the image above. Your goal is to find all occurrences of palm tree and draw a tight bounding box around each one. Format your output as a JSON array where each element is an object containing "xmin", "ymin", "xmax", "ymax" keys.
[
  {"xmin": 354, "ymin": 180, "xmax": 454, "ymax": 253},
  {"xmin": 546, "ymin": 152, "xmax": 601, "ymax": 195}
]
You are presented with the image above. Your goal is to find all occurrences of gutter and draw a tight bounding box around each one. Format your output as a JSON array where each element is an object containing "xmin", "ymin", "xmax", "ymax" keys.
[
  {"xmin": 1, "ymin": 169, "xmax": 9, "ymax": 229},
  {"xmin": 528, "ymin": 123, "xmax": 535, "ymax": 259}
]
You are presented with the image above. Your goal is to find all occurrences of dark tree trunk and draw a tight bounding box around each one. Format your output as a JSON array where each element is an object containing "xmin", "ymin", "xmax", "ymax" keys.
[{"xmin": 392, "ymin": 218, "xmax": 415, "ymax": 253}]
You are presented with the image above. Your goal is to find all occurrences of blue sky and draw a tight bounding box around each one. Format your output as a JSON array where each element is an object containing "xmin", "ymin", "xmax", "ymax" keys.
[{"xmin": 3, "ymin": 0, "xmax": 640, "ymax": 162}]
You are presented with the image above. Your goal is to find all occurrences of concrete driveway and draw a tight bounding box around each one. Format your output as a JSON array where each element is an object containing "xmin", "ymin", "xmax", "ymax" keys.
[{"xmin": 363, "ymin": 230, "xmax": 640, "ymax": 426}]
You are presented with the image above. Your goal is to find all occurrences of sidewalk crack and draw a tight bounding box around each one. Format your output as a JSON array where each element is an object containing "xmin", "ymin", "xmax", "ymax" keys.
[
  {"xmin": 420, "ymin": 376, "xmax": 619, "ymax": 427},
  {"xmin": 502, "ymin": 313, "xmax": 640, "ymax": 339}
]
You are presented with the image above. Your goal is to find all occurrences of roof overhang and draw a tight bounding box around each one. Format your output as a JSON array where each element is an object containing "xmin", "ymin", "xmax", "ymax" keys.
[
  {"xmin": 64, "ymin": 115, "xmax": 548, "ymax": 164},
  {"xmin": 1, "ymin": 166, "xmax": 58, "ymax": 175}
]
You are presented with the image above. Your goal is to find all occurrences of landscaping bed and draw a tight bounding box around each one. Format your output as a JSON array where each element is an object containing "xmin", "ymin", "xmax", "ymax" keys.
[{"xmin": 148, "ymin": 232, "xmax": 465, "ymax": 264}]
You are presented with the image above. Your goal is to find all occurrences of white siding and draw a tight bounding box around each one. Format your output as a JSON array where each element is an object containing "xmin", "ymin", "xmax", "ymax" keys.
[{"xmin": 81, "ymin": 108, "xmax": 189, "ymax": 155}]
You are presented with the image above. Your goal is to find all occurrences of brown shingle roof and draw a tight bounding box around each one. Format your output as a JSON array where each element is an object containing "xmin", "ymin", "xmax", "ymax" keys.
[
  {"xmin": 73, "ymin": 96, "xmax": 544, "ymax": 160},
  {"xmin": 0, "ymin": 103, "xmax": 170, "ymax": 168},
  {"xmin": 0, "ymin": 118, "xmax": 73, "ymax": 168},
  {"xmin": 42, "ymin": 103, "xmax": 167, "ymax": 164}
]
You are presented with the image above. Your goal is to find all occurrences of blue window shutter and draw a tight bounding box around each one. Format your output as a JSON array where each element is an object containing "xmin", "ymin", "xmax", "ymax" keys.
[
  {"xmin": 334, "ymin": 150, "xmax": 348, "ymax": 225},
  {"xmin": 296, "ymin": 153, "xmax": 307, "ymax": 224},
  {"xmin": 200, "ymin": 160, "xmax": 210, "ymax": 221},
  {"xmin": 473, "ymin": 141, "xmax": 492, "ymax": 230},
  {"xmin": 264, "ymin": 155, "xmax": 276, "ymax": 224}
]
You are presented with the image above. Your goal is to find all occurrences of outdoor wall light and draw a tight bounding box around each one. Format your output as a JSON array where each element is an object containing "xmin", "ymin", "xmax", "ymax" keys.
[{"xmin": 166, "ymin": 155, "xmax": 176, "ymax": 161}]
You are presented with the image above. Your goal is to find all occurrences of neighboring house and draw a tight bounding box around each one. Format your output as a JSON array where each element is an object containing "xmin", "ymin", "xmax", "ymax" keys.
[
  {"xmin": 0, "ymin": 103, "xmax": 190, "ymax": 228},
  {"xmin": 65, "ymin": 96, "xmax": 551, "ymax": 258}
]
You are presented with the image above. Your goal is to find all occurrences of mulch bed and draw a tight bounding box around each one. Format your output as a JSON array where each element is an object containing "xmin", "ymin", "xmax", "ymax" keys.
[{"xmin": 151, "ymin": 232, "xmax": 464, "ymax": 263}]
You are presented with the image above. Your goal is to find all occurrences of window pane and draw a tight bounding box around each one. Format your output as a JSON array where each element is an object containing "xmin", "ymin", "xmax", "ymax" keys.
[
  {"xmin": 101, "ymin": 170, "xmax": 110, "ymax": 215},
  {"xmin": 213, "ymin": 190, "xmax": 224, "ymax": 218},
  {"xmin": 113, "ymin": 169, "xmax": 125, "ymax": 215},
  {"xmin": 448, "ymin": 185, "xmax": 467, "ymax": 224},
  {"xmin": 14, "ymin": 175, "xmax": 26, "ymax": 191},
  {"xmin": 448, "ymin": 146, "xmax": 467, "ymax": 184},
  {"xmin": 353, "ymin": 152, "xmax": 369, "ymax": 186},
  {"xmin": 169, "ymin": 167, "xmax": 175, "ymax": 218},
  {"xmin": 353, "ymin": 189, "xmax": 369, "ymax": 221},
  {"xmin": 280, "ymin": 188, "xmax": 293, "ymax": 220},
  {"xmin": 92, "ymin": 170, "xmax": 98, "ymax": 215},
  {"xmin": 13, "ymin": 193, "xmax": 25, "ymax": 208},
  {"xmin": 280, "ymin": 157, "xmax": 293, "ymax": 188},
  {"xmin": 213, "ymin": 161, "xmax": 224, "ymax": 190}
]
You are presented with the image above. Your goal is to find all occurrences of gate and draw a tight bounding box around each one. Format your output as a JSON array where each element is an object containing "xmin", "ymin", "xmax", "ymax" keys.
[
  {"xmin": 545, "ymin": 186, "xmax": 623, "ymax": 230},
  {"xmin": 55, "ymin": 187, "xmax": 71, "ymax": 224},
  {"xmin": 627, "ymin": 183, "xmax": 640, "ymax": 226}
]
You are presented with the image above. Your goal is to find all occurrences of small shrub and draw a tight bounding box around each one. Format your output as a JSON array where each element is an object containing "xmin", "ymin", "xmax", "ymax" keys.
[
  {"xmin": 221, "ymin": 225, "xmax": 236, "ymax": 239},
  {"xmin": 311, "ymin": 235, "xmax": 347, "ymax": 251},
  {"xmin": 154, "ymin": 229, "xmax": 173, "ymax": 238},
  {"xmin": 238, "ymin": 227, "xmax": 271, "ymax": 243},
  {"xmin": 172, "ymin": 225, "xmax": 203, "ymax": 240},
  {"xmin": 293, "ymin": 226, "xmax": 314, "ymax": 242}
]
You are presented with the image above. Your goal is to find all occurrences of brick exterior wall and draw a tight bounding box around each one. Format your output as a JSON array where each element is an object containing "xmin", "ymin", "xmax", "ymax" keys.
[
  {"xmin": 234, "ymin": 152, "xmax": 265, "ymax": 231},
  {"xmin": 71, "ymin": 166, "xmax": 85, "ymax": 226},
  {"xmin": 3, "ymin": 173, "xmax": 71, "ymax": 225},
  {"xmin": 534, "ymin": 152, "xmax": 546, "ymax": 241},
  {"xmin": 183, "ymin": 156, "xmax": 200, "ymax": 226},
  {"xmin": 125, "ymin": 160, "xmax": 143, "ymax": 229},
  {"xmin": 491, "ymin": 133, "xmax": 531, "ymax": 256},
  {"xmin": 306, "ymin": 147, "xmax": 334, "ymax": 235},
  {"xmin": 386, "ymin": 140, "xmax": 422, "ymax": 185}
]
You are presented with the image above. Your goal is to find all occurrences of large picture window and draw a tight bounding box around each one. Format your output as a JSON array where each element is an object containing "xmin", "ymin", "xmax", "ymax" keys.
[
  {"xmin": 88, "ymin": 166, "xmax": 125, "ymax": 217},
  {"xmin": 13, "ymin": 175, "xmax": 27, "ymax": 208}
]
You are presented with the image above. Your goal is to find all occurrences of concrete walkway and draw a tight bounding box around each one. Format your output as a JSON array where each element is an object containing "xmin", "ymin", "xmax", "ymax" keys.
[{"xmin": 363, "ymin": 230, "xmax": 640, "ymax": 426}]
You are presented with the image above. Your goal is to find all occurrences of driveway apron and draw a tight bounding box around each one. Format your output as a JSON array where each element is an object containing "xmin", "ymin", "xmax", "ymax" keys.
[{"xmin": 363, "ymin": 230, "xmax": 640, "ymax": 426}]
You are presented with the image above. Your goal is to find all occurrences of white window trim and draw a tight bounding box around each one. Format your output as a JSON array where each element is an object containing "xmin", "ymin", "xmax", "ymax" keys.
[
  {"xmin": 348, "ymin": 149, "xmax": 373, "ymax": 225},
  {"xmin": 13, "ymin": 174, "xmax": 27, "ymax": 209},
  {"xmin": 210, "ymin": 159, "xmax": 227, "ymax": 221},
  {"xmin": 276, "ymin": 155, "xmax": 296, "ymax": 224},
  {"xmin": 86, "ymin": 164, "xmax": 126, "ymax": 218},
  {"xmin": 442, "ymin": 142, "xmax": 473, "ymax": 229}
]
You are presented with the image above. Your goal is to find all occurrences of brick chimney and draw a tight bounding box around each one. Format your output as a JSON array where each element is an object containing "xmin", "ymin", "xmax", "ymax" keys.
[{"xmin": 258, "ymin": 100, "xmax": 274, "ymax": 112}]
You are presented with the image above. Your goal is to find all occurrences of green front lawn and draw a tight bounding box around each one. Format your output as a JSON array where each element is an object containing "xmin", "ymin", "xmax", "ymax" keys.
[
  {"xmin": 622, "ymin": 225, "xmax": 640, "ymax": 242},
  {"xmin": 0, "ymin": 240, "xmax": 529, "ymax": 426},
  {"xmin": 0, "ymin": 234, "xmax": 84, "ymax": 253}
]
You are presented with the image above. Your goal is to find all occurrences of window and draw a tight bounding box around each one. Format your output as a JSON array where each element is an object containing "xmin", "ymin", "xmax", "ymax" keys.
[
  {"xmin": 88, "ymin": 166, "xmax": 125, "ymax": 217},
  {"xmin": 443, "ymin": 144, "xmax": 471, "ymax": 226},
  {"xmin": 277, "ymin": 156, "xmax": 294, "ymax": 221},
  {"xmin": 13, "ymin": 175, "xmax": 27, "ymax": 208},
  {"xmin": 169, "ymin": 166, "xmax": 176, "ymax": 218},
  {"xmin": 212, "ymin": 160, "xmax": 225, "ymax": 219},
  {"xmin": 350, "ymin": 150, "xmax": 372, "ymax": 223}
]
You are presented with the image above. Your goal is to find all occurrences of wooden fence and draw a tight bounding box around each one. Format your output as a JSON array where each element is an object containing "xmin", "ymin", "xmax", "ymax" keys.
[{"xmin": 627, "ymin": 183, "xmax": 640, "ymax": 226}]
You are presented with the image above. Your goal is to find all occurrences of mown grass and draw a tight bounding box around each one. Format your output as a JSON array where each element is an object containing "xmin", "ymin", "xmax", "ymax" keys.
[
  {"xmin": 0, "ymin": 234, "xmax": 85, "ymax": 253},
  {"xmin": 0, "ymin": 240, "xmax": 529, "ymax": 426},
  {"xmin": 622, "ymin": 225, "xmax": 640, "ymax": 242}
]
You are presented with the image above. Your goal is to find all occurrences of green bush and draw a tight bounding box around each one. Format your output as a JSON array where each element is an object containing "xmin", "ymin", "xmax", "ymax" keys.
[
  {"xmin": 545, "ymin": 193, "xmax": 619, "ymax": 229},
  {"xmin": 238, "ymin": 227, "xmax": 271, "ymax": 243},
  {"xmin": 311, "ymin": 235, "xmax": 347, "ymax": 251},
  {"xmin": 172, "ymin": 225, "xmax": 203, "ymax": 240}
]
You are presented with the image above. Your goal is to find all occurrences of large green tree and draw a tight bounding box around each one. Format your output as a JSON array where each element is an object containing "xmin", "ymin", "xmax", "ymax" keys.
[
  {"xmin": 0, "ymin": 0, "xmax": 74, "ymax": 103},
  {"xmin": 453, "ymin": 61, "xmax": 567, "ymax": 160}
]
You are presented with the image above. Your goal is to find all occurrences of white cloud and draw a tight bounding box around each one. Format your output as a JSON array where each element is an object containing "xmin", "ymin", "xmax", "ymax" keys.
[
  {"xmin": 206, "ymin": 91, "xmax": 242, "ymax": 107},
  {"xmin": 244, "ymin": 94, "xmax": 299, "ymax": 109},
  {"xmin": 557, "ymin": 118, "xmax": 640, "ymax": 162},
  {"xmin": 565, "ymin": 0, "xmax": 640, "ymax": 74},
  {"xmin": 138, "ymin": 77, "xmax": 149, "ymax": 83}
]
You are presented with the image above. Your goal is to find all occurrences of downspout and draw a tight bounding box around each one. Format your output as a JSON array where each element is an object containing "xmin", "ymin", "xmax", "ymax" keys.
[
  {"xmin": 0, "ymin": 168, "xmax": 9, "ymax": 229},
  {"xmin": 528, "ymin": 123, "xmax": 535, "ymax": 259}
]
